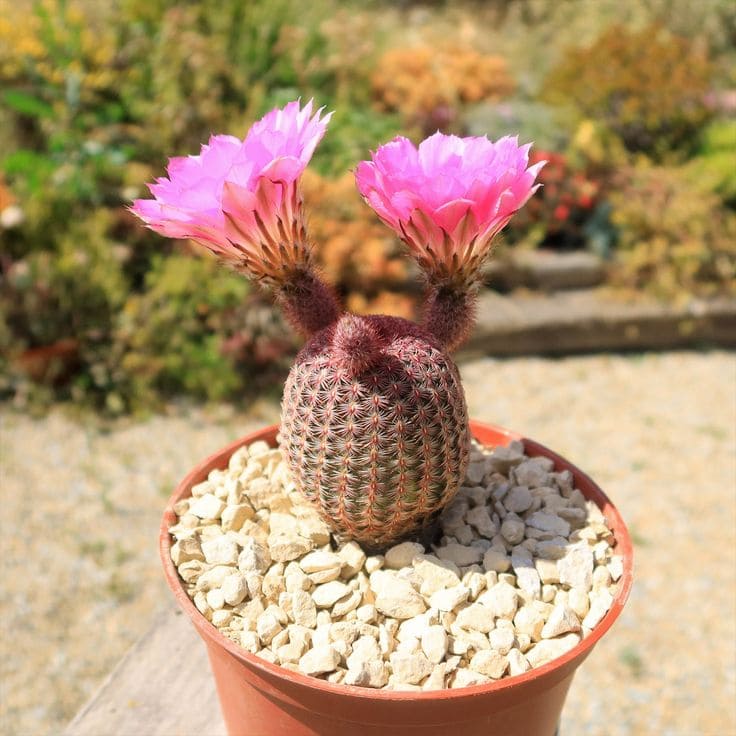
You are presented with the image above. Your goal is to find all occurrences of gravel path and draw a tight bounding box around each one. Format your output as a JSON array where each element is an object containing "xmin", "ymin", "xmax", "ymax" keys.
[{"xmin": 1, "ymin": 351, "xmax": 734, "ymax": 736}]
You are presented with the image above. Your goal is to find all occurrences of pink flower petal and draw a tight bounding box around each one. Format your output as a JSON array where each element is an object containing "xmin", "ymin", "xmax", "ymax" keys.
[{"xmin": 432, "ymin": 199, "xmax": 474, "ymax": 234}]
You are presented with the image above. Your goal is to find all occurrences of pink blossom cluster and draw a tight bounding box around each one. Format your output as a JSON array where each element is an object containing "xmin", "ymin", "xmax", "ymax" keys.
[{"xmin": 131, "ymin": 99, "xmax": 542, "ymax": 287}]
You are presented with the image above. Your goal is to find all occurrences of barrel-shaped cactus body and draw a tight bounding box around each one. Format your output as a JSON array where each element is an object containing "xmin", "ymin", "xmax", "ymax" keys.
[{"xmin": 280, "ymin": 313, "xmax": 470, "ymax": 548}]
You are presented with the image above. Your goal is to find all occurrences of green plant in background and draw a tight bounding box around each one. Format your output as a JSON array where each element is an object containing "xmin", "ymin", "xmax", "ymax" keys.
[
  {"xmin": 115, "ymin": 255, "xmax": 250, "ymax": 410},
  {"xmin": 544, "ymin": 23, "xmax": 714, "ymax": 160},
  {"xmin": 609, "ymin": 164, "xmax": 736, "ymax": 300},
  {"xmin": 683, "ymin": 120, "xmax": 736, "ymax": 208},
  {"xmin": 1, "ymin": 210, "xmax": 128, "ymax": 405},
  {"xmin": 465, "ymin": 100, "xmax": 572, "ymax": 154}
]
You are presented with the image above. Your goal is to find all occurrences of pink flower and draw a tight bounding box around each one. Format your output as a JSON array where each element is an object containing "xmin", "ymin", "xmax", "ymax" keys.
[
  {"xmin": 355, "ymin": 133, "xmax": 544, "ymax": 283},
  {"xmin": 131, "ymin": 100, "xmax": 331, "ymax": 281}
]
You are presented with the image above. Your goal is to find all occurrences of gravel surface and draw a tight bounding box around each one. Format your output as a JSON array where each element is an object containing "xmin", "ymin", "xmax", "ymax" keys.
[
  {"xmin": 1, "ymin": 351, "xmax": 734, "ymax": 736},
  {"xmin": 168, "ymin": 435, "xmax": 621, "ymax": 689}
]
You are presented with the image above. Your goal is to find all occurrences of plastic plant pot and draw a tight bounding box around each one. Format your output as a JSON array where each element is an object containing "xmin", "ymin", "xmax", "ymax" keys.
[{"xmin": 160, "ymin": 420, "xmax": 633, "ymax": 736}]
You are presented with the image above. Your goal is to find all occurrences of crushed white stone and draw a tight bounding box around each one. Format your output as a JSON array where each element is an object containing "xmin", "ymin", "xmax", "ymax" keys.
[{"xmin": 170, "ymin": 437, "xmax": 622, "ymax": 691}]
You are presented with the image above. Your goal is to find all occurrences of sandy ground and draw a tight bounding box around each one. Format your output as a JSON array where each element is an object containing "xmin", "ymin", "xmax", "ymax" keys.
[{"xmin": 1, "ymin": 351, "xmax": 735, "ymax": 736}]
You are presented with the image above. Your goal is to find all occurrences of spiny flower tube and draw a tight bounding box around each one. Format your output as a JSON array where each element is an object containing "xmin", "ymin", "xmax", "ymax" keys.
[
  {"xmin": 355, "ymin": 133, "xmax": 544, "ymax": 350},
  {"xmin": 130, "ymin": 100, "xmax": 338, "ymax": 336}
]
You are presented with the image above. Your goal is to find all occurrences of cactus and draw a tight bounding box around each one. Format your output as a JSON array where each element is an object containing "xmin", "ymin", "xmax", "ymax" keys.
[
  {"xmin": 131, "ymin": 101, "xmax": 542, "ymax": 548},
  {"xmin": 281, "ymin": 313, "xmax": 469, "ymax": 547}
]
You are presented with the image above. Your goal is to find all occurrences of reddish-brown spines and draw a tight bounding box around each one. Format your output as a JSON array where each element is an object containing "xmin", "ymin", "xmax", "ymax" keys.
[
  {"xmin": 280, "ymin": 314, "xmax": 470, "ymax": 548},
  {"xmin": 331, "ymin": 313, "xmax": 383, "ymax": 375},
  {"xmin": 422, "ymin": 280, "xmax": 479, "ymax": 355},
  {"xmin": 274, "ymin": 265, "xmax": 341, "ymax": 338}
]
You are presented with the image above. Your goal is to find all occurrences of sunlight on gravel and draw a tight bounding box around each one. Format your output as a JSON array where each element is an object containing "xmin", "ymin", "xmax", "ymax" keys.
[{"xmin": 1, "ymin": 352, "xmax": 734, "ymax": 736}]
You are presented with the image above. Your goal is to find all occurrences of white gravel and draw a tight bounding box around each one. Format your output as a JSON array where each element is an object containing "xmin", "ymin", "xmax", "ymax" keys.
[{"xmin": 167, "ymin": 436, "xmax": 621, "ymax": 688}]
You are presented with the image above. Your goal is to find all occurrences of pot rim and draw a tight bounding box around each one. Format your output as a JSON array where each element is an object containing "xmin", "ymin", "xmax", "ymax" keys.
[{"xmin": 160, "ymin": 420, "xmax": 633, "ymax": 701}]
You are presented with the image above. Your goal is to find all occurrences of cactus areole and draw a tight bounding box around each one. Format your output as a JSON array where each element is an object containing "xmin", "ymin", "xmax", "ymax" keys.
[{"xmin": 131, "ymin": 99, "xmax": 544, "ymax": 548}]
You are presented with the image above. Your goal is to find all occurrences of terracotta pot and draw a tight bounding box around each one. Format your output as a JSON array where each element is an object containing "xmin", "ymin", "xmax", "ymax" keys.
[{"xmin": 160, "ymin": 421, "xmax": 633, "ymax": 736}]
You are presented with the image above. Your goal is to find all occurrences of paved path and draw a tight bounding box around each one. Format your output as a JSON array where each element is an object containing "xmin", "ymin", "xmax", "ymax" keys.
[{"xmin": 1, "ymin": 352, "xmax": 734, "ymax": 736}]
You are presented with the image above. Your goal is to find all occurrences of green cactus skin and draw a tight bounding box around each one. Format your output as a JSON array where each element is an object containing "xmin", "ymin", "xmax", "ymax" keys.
[{"xmin": 280, "ymin": 312, "xmax": 470, "ymax": 549}]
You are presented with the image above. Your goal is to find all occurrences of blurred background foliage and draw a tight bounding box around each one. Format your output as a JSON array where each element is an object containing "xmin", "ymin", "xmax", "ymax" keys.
[{"xmin": 1, "ymin": 0, "xmax": 734, "ymax": 413}]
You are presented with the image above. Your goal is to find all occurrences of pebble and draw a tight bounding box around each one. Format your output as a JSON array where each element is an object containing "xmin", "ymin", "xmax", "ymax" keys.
[
  {"xmin": 488, "ymin": 627, "xmax": 515, "ymax": 655},
  {"xmin": 256, "ymin": 611, "xmax": 282, "ymax": 645},
  {"xmin": 465, "ymin": 507, "xmax": 496, "ymax": 538},
  {"xmin": 291, "ymin": 590, "xmax": 318, "ymax": 628},
  {"xmin": 312, "ymin": 581, "xmax": 351, "ymax": 609},
  {"xmin": 240, "ymin": 630, "xmax": 260, "ymax": 654},
  {"xmin": 385, "ymin": 542, "xmax": 424, "ymax": 569},
  {"xmin": 299, "ymin": 645, "xmax": 340, "ymax": 676},
  {"xmin": 375, "ymin": 577, "xmax": 427, "ymax": 620},
  {"xmin": 423, "ymin": 663, "xmax": 448, "ymax": 690},
  {"xmin": 535, "ymin": 558, "xmax": 561, "ymax": 585},
  {"xmin": 364, "ymin": 555, "xmax": 384, "ymax": 574},
  {"xmin": 221, "ymin": 504, "xmax": 254, "ymax": 532},
  {"xmin": 526, "ymin": 511, "xmax": 571, "ymax": 538},
  {"xmin": 478, "ymin": 582, "xmax": 518, "ymax": 620},
  {"xmin": 500, "ymin": 517, "xmax": 525, "ymax": 545},
  {"xmin": 332, "ymin": 589, "xmax": 362, "ymax": 617},
  {"xmin": 464, "ymin": 571, "xmax": 486, "ymax": 600},
  {"xmin": 504, "ymin": 485, "xmax": 533, "ymax": 513},
  {"xmin": 355, "ymin": 604, "xmax": 377, "ymax": 623},
  {"xmin": 452, "ymin": 669, "xmax": 491, "ymax": 688},
  {"xmin": 189, "ymin": 494, "xmax": 226, "ymax": 520},
  {"xmin": 413, "ymin": 556, "xmax": 462, "ymax": 596},
  {"xmin": 557, "ymin": 542, "xmax": 594, "ymax": 590},
  {"xmin": 435, "ymin": 543, "xmax": 484, "ymax": 567},
  {"xmin": 276, "ymin": 640, "xmax": 307, "ymax": 664},
  {"xmin": 583, "ymin": 589, "xmax": 614, "ymax": 629},
  {"xmin": 429, "ymin": 584, "xmax": 470, "ymax": 612},
  {"xmin": 299, "ymin": 550, "xmax": 342, "ymax": 575},
  {"xmin": 465, "ymin": 461, "xmax": 487, "ymax": 485},
  {"xmin": 338, "ymin": 542, "xmax": 366, "ymax": 578},
  {"xmin": 238, "ymin": 538, "xmax": 271, "ymax": 574},
  {"xmin": 455, "ymin": 603, "xmax": 493, "ymax": 633},
  {"xmin": 513, "ymin": 460, "xmax": 550, "ymax": 488},
  {"xmin": 511, "ymin": 547, "xmax": 541, "ymax": 601},
  {"xmin": 592, "ymin": 564, "xmax": 612, "ymax": 590},
  {"xmin": 507, "ymin": 648, "xmax": 531, "ymax": 675},
  {"xmin": 170, "ymin": 537, "xmax": 204, "ymax": 566},
  {"xmin": 206, "ymin": 589, "xmax": 225, "ymax": 610},
  {"xmin": 269, "ymin": 534, "xmax": 313, "ymax": 562},
  {"xmin": 297, "ymin": 515, "xmax": 332, "ymax": 546},
  {"xmin": 513, "ymin": 605, "xmax": 546, "ymax": 641},
  {"xmin": 170, "ymin": 437, "xmax": 621, "ymax": 693},
  {"xmin": 469, "ymin": 650, "xmax": 508, "ymax": 679},
  {"xmin": 608, "ymin": 555, "xmax": 624, "ymax": 582},
  {"xmin": 345, "ymin": 660, "xmax": 389, "ymax": 688},
  {"xmin": 285, "ymin": 565, "xmax": 311, "ymax": 593},
  {"xmin": 389, "ymin": 652, "xmax": 433, "ymax": 685},
  {"xmin": 526, "ymin": 633, "xmax": 581, "ymax": 668},
  {"xmin": 421, "ymin": 625, "xmax": 449, "ymax": 663},
  {"xmin": 222, "ymin": 573, "xmax": 248, "ymax": 606},
  {"xmin": 568, "ymin": 587, "xmax": 590, "ymax": 619},
  {"xmin": 488, "ymin": 445, "xmax": 524, "ymax": 474},
  {"xmin": 535, "ymin": 537, "xmax": 569, "ymax": 560},
  {"xmin": 541, "ymin": 605, "xmax": 581, "ymax": 638},
  {"xmin": 202, "ymin": 536, "xmax": 239, "ymax": 566},
  {"xmin": 482, "ymin": 547, "xmax": 511, "ymax": 573}
]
